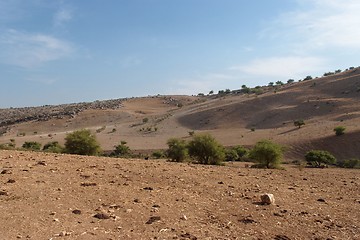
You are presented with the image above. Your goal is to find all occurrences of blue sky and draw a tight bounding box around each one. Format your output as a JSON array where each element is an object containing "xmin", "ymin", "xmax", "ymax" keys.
[{"xmin": 1, "ymin": 0, "xmax": 359, "ymax": 108}]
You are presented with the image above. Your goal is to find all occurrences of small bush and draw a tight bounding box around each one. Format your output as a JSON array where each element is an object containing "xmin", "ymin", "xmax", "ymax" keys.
[
  {"xmin": 143, "ymin": 118, "xmax": 149, "ymax": 123},
  {"xmin": 64, "ymin": 129, "xmax": 101, "ymax": 156},
  {"xmin": 43, "ymin": 141, "xmax": 64, "ymax": 153},
  {"xmin": 113, "ymin": 141, "xmax": 131, "ymax": 157},
  {"xmin": 152, "ymin": 150, "xmax": 165, "ymax": 159},
  {"xmin": 294, "ymin": 119, "xmax": 305, "ymax": 128},
  {"xmin": 334, "ymin": 126, "xmax": 345, "ymax": 136},
  {"xmin": 338, "ymin": 158, "xmax": 360, "ymax": 169},
  {"xmin": 225, "ymin": 149, "xmax": 239, "ymax": 162},
  {"xmin": 187, "ymin": 134, "xmax": 225, "ymax": 165},
  {"xmin": 248, "ymin": 140, "xmax": 283, "ymax": 169},
  {"xmin": 166, "ymin": 138, "xmax": 188, "ymax": 162},
  {"xmin": 225, "ymin": 145, "xmax": 248, "ymax": 161},
  {"xmin": 305, "ymin": 150, "xmax": 336, "ymax": 167},
  {"xmin": 22, "ymin": 141, "xmax": 42, "ymax": 151}
]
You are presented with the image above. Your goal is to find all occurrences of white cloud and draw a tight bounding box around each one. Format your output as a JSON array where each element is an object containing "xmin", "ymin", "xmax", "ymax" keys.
[
  {"xmin": 0, "ymin": 29, "xmax": 74, "ymax": 68},
  {"xmin": 230, "ymin": 56, "xmax": 327, "ymax": 79},
  {"xmin": 267, "ymin": 0, "xmax": 360, "ymax": 50},
  {"xmin": 168, "ymin": 73, "xmax": 236, "ymax": 95}
]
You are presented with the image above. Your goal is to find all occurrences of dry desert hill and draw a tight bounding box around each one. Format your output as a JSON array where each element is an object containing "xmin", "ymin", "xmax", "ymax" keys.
[
  {"xmin": 1, "ymin": 67, "xmax": 360, "ymax": 161},
  {"xmin": 0, "ymin": 67, "xmax": 360, "ymax": 239}
]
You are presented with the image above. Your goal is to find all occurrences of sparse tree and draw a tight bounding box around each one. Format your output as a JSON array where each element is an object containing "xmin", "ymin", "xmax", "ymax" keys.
[
  {"xmin": 294, "ymin": 119, "xmax": 305, "ymax": 128},
  {"xmin": 304, "ymin": 75, "xmax": 313, "ymax": 81},
  {"xmin": 249, "ymin": 140, "xmax": 283, "ymax": 169},
  {"xmin": 43, "ymin": 141, "xmax": 64, "ymax": 153},
  {"xmin": 64, "ymin": 129, "xmax": 101, "ymax": 156},
  {"xmin": 305, "ymin": 150, "xmax": 336, "ymax": 167},
  {"xmin": 334, "ymin": 126, "xmax": 346, "ymax": 136},
  {"xmin": 22, "ymin": 141, "xmax": 41, "ymax": 151},
  {"xmin": 187, "ymin": 134, "xmax": 225, "ymax": 165},
  {"xmin": 287, "ymin": 79, "xmax": 295, "ymax": 84},
  {"xmin": 166, "ymin": 138, "xmax": 188, "ymax": 162},
  {"xmin": 114, "ymin": 141, "xmax": 131, "ymax": 156}
]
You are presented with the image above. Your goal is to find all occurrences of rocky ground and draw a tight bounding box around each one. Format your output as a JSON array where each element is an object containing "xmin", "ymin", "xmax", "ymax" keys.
[{"xmin": 1, "ymin": 150, "xmax": 359, "ymax": 240}]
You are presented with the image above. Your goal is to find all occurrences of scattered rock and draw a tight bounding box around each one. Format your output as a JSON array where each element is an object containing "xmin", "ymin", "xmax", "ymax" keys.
[
  {"xmin": 81, "ymin": 182, "xmax": 97, "ymax": 187},
  {"xmin": 1, "ymin": 169, "xmax": 11, "ymax": 174},
  {"xmin": 180, "ymin": 215, "xmax": 188, "ymax": 220},
  {"xmin": 239, "ymin": 216, "xmax": 257, "ymax": 224},
  {"xmin": 0, "ymin": 190, "xmax": 9, "ymax": 196},
  {"xmin": 6, "ymin": 179, "xmax": 16, "ymax": 183},
  {"xmin": 317, "ymin": 198, "xmax": 326, "ymax": 203},
  {"xmin": 72, "ymin": 209, "xmax": 82, "ymax": 215},
  {"xmin": 93, "ymin": 213, "xmax": 111, "ymax": 220},
  {"xmin": 261, "ymin": 193, "xmax": 275, "ymax": 205},
  {"xmin": 274, "ymin": 235, "xmax": 291, "ymax": 240},
  {"xmin": 218, "ymin": 181, "xmax": 224, "ymax": 184},
  {"xmin": 145, "ymin": 216, "xmax": 161, "ymax": 224},
  {"xmin": 37, "ymin": 161, "xmax": 47, "ymax": 166},
  {"xmin": 180, "ymin": 232, "xmax": 197, "ymax": 239},
  {"xmin": 143, "ymin": 187, "xmax": 153, "ymax": 191},
  {"xmin": 134, "ymin": 198, "xmax": 141, "ymax": 203}
]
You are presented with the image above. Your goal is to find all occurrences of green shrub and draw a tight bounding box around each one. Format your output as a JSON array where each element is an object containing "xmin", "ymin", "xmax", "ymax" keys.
[
  {"xmin": 225, "ymin": 149, "xmax": 239, "ymax": 161},
  {"xmin": 232, "ymin": 145, "xmax": 249, "ymax": 161},
  {"xmin": 22, "ymin": 141, "xmax": 42, "ymax": 151},
  {"xmin": 113, "ymin": 141, "xmax": 131, "ymax": 157},
  {"xmin": 64, "ymin": 129, "xmax": 101, "ymax": 156},
  {"xmin": 43, "ymin": 141, "xmax": 64, "ymax": 153},
  {"xmin": 305, "ymin": 150, "xmax": 336, "ymax": 167},
  {"xmin": 248, "ymin": 140, "xmax": 283, "ymax": 169},
  {"xmin": 166, "ymin": 138, "xmax": 188, "ymax": 162},
  {"xmin": 294, "ymin": 119, "xmax": 305, "ymax": 128},
  {"xmin": 225, "ymin": 145, "xmax": 249, "ymax": 161},
  {"xmin": 334, "ymin": 126, "xmax": 345, "ymax": 136},
  {"xmin": 187, "ymin": 134, "xmax": 225, "ymax": 165},
  {"xmin": 152, "ymin": 150, "xmax": 165, "ymax": 159},
  {"xmin": 337, "ymin": 158, "xmax": 360, "ymax": 169}
]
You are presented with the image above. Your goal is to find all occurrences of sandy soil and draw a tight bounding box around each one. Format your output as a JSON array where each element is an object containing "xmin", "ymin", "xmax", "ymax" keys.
[{"xmin": 1, "ymin": 150, "xmax": 359, "ymax": 239}]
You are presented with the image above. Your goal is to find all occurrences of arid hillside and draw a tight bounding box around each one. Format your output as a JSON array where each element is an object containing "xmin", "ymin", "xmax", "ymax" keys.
[{"xmin": 1, "ymin": 68, "xmax": 360, "ymax": 160}]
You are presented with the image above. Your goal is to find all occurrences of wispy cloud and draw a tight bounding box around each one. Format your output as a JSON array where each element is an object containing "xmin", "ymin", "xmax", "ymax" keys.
[
  {"xmin": 264, "ymin": 0, "xmax": 360, "ymax": 50},
  {"xmin": 0, "ymin": 29, "xmax": 74, "ymax": 68},
  {"xmin": 230, "ymin": 56, "xmax": 327, "ymax": 79},
  {"xmin": 169, "ymin": 73, "xmax": 236, "ymax": 95},
  {"xmin": 53, "ymin": 6, "xmax": 73, "ymax": 27}
]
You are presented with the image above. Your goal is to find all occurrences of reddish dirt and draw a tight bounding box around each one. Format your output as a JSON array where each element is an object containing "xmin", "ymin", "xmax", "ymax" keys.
[{"xmin": 1, "ymin": 150, "xmax": 359, "ymax": 239}]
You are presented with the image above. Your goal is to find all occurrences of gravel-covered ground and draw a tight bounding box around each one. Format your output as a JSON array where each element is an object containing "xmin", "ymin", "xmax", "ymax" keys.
[{"xmin": 0, "ymin": 150, "xmax": 359, "ymax": 240}]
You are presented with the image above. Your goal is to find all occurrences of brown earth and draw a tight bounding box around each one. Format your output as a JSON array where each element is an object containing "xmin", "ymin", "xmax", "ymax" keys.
[{"xmin": 0, "ymin": 150, "xmax": 359, "ymax": 239}]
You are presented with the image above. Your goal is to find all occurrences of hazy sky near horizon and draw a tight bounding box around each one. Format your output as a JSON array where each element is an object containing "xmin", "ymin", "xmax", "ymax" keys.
[{"xmin": 1, "ymin": 0, "xmax": 359, "ymax": 108}]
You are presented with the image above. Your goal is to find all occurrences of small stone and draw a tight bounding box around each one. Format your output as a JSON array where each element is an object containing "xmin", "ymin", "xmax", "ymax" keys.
[
  {"xmin": 180, "ymin": 215, "xmax": 188, "ymax": 220},
  {"xmin": 134, "ymin": 198, "xmax": 141, "ymax": 203},
  {"xmin": 0, "ymin": 190, "xmax": 9, "ymax": 196},
  {"xmin": 143, "ymin": 187, "xmax": 153, "ymax": 191},
  {"xmin": 72, "ymin": 209, "xmax": 82, "ymax": 215},
  {"xmin": 125, "ymin": 209, "xmax": 133, "ymax": 213},
  {"xmin": 260, "ymin": 193, "xmax": 275, "ymax": 205},
  {"xmin": 6, "ymin": 179, "xmax": 16, "ymax": 183},
  {"xmin": 93, "ymin": 213, "xmax": 110, "ymax": 219},
  {"xmin": 317, "ymin": 198, "xmax": 326, "ymax": 203},
  {"xmin": 145, "ymin": 216, "xmax": 161, "ymax": 224}
]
